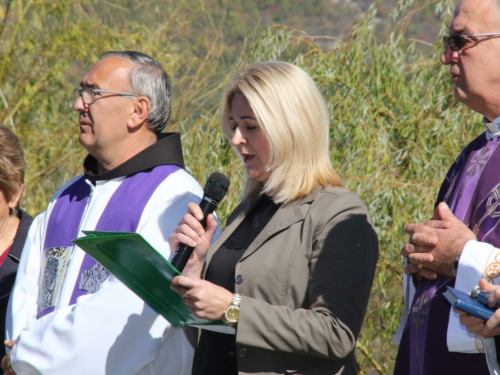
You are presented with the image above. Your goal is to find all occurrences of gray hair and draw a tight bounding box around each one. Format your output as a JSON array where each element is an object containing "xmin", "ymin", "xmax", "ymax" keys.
[{"xmin": 100, "ymin": 51, "xmax": 172, "ymax": 134}]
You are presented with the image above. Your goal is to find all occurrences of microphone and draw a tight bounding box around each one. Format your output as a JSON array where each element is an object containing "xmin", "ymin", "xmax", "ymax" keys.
[{"xmin": 170, "ymin": 172, "xmax": 230, "ymax": 271}]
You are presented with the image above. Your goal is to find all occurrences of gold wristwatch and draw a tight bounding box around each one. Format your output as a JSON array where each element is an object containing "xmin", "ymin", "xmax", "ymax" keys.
[{"xmin": 224, "ymin": 294, "xmax": 241, "ymax": 325}]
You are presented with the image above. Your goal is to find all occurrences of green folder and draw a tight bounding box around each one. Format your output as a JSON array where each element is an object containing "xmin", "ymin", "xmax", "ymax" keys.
[{"xmin": 72, "ymin": 231, "xmax": 232, "ymax": 333}]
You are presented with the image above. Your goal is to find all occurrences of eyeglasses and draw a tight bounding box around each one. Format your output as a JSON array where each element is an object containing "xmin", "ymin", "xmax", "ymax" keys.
[
  {"xmin": 74, "ymin": 87, "xmax": 138, "ymax": 105},
  {"xmin": 443, "ymin": 33, "xmax": 500, "ymax": 52}
]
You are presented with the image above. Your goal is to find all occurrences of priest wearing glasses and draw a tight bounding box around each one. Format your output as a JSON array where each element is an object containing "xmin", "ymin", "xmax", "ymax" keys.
[
  {"xmin": 2, "ymin": 51, "xmax": 204, "ymax": 375},
  {"xmin": 394, "ymin": 0, "xmax": 500, "ymax": 373}
]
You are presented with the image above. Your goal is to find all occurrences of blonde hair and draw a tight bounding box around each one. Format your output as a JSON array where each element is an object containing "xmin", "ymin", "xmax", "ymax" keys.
[{"xmin": 220, "ymin": 61, "xmax": 342, "ymax": 204}]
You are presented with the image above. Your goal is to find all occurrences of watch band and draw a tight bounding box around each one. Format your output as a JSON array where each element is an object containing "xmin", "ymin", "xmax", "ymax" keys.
[
  {"xmin": 452, "ymin": 253, "xmax": 461, "ymax": 277},
  {"xmin": 224, "ymin": 294, "xmax": 241, "ymax": 325}
]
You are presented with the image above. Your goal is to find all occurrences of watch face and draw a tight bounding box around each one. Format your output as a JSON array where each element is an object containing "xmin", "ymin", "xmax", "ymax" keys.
[{"xmin": 225, "ymin": 306, "xmax": 240, "ymax": 323}]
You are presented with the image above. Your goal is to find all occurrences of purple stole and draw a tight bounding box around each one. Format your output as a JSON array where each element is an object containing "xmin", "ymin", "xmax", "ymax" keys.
[
  {"xmin": 38, "ymin": 165, "xmax": 180, "ymax": 318},
  {"xmin": 395, "ymin": 134, "xmax": 500, "ymax": 374}
]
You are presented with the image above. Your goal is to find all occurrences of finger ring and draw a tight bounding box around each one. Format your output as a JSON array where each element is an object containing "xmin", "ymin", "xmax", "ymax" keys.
[
  {"xmin": 418, "ymin": 264, "xmax": 424, "ymax": 270},
  {"xmin": 183, "ymin": 291, "xmax": 189, "ymax": 299}
]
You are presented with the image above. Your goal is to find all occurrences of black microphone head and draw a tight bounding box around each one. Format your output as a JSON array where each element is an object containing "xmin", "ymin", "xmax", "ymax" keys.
[{"xmin": 204, "ymin": 172, "xmax": 230, "ymax": 202}]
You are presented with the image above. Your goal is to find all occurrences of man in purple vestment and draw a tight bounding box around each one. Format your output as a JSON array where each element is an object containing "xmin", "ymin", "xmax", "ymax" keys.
[
  {"xmin": 1, "ymin": 51, "xmax": 204, "ymax": 375},
  {"xmin": 394, "ymin": 0, "xmax": 500, "ymax": 373}
]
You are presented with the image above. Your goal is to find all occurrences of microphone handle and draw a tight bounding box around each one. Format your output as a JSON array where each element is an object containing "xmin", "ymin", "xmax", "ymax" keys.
[{"xmin": 170, "ymin": 196, "xmax": 218, "ymax": 272}]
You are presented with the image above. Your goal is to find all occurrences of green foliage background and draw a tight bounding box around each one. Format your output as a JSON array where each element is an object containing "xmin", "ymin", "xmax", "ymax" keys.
[{"xmin": 0, "ymin": 0, "xmax": 484, "ymax": 373}]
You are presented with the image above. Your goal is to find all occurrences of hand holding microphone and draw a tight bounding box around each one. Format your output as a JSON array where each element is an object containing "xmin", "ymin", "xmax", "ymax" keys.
[{"xmin": 170, "ymin": 172, "xmax": 230, "ymax": 272}]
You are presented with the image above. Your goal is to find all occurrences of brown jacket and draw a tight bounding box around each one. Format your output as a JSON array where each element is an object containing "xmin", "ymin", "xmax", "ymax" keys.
[{"xmin": 194, "ymin": 186, "xmax": 379, "ymax": 375}]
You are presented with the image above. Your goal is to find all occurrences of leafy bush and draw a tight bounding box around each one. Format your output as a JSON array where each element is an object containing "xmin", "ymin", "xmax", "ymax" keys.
[{"xmin": 0, "ymin": 0, "xmax": 483, "ymax": 373}]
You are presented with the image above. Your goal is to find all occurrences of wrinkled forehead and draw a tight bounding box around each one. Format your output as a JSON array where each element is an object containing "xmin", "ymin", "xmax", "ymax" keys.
[
  {"xmin": 450, "ymin": 0, "xmax": 500, "ymax": 33},
  {"xmin": 81, "ymin": 57, "xmax": 133, "ymax": 90}
]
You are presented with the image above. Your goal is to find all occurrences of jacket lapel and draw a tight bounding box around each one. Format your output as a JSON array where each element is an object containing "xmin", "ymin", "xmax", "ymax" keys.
[
  {"xmin": 206, "ymin": 191, "xmax": 318, "ymax": 268},
  {"xmin": 239, "ymin": 202, "xmax": 304, "ymax": 261}
]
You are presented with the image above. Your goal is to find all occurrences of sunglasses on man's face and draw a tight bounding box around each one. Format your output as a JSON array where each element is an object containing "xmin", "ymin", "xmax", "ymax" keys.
[{"xmin": 443, "ymin": 33, "xmax": 500, "ymax": 52}]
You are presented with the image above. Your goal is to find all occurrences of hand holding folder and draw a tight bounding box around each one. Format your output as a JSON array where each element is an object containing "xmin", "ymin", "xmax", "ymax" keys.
[{"xmin": 73, "ymin": 231, "xmax": 234, "ymax": 334}]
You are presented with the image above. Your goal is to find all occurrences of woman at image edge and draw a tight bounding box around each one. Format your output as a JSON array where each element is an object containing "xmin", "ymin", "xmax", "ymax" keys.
[
  {"xmin": 0, "ymin": 124, "xmax": 33, "ymax": 364},
  {"xmin": 170, "ymin": 61, "xmax": 379, "ymax": 375}
]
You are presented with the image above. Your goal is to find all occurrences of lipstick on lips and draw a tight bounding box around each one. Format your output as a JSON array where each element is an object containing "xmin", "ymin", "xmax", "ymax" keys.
[{"xmin": 242, "ymin": 153, "xmax": 254, "ymax": 163}]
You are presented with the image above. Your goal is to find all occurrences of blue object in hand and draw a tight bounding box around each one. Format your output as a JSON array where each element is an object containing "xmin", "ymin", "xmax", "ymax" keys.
[{"xmin": 471, "ymin": 285, "xmax": 492, "ymax": 308}]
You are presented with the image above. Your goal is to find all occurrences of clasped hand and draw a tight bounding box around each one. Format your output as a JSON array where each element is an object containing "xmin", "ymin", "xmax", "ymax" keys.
[{"xmin": 401, "ymin": 202, "xmax": 476, "ymax": 279}]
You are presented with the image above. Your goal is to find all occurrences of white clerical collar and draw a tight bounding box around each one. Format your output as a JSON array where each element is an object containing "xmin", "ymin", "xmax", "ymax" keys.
[{"xmin": 483, "ymin": 116, "xmax": 500, "ymax": 141}]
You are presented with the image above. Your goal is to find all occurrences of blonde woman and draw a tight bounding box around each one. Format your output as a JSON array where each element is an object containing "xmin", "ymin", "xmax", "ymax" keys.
[{"xmin": 170, "ymin": 61, "xmax": 379, "ymax": 374}]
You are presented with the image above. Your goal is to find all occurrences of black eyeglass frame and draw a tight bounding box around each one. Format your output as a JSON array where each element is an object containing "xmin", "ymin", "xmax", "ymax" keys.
[
  {"xmin": 443, "ymin": 33, "xmax": 500, "ymax": 52},
  {"xmin": 74, "ymin": 87, "xmax": 139, "ymax": 105}
]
